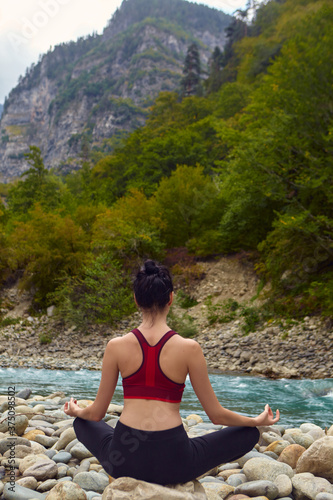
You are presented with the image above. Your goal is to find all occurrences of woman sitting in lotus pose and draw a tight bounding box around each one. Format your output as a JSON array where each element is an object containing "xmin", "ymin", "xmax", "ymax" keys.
[{"xmin": 64, "ymin": 259, "xmax": 279, "ymax": 485}]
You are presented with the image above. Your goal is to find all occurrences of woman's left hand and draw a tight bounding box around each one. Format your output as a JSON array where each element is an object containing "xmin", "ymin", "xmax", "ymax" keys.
[{"xmin": 63, "ymin": 397, "xmax": 81, "ymax": 417}]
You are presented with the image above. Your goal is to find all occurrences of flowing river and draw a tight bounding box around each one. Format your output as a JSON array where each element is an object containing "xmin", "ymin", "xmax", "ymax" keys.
[{"xmin": 1, "ymin": 368, "xmax": 332, "ymax": 428}]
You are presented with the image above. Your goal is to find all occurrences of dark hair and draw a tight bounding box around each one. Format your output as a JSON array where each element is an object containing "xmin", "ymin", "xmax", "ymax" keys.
[{"xmin": 134, "ymin": 260, "xmax": 173, "ymax": 310}]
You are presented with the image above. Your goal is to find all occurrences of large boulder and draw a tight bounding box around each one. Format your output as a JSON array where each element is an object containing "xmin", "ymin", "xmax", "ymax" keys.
[
  {"xmin": 101, "ymin": 477, "xmax": 207, "ymax": 499},
  {"xmin": 292, "ymin": 472, "xmax": 333, "ymax": 500},
  {"xmin": 296, "ymin": 436, "xmax": 333, "ymax": 482}
]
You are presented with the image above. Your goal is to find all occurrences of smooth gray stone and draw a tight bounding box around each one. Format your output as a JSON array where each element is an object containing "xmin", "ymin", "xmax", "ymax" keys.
[
  {"xmin": 3, "ymin": 483, "xmax": 47, "ymax": 499},
  {"xmin": 72, "ymin": 460, "xmax": 91, "ymax": 477},
  {"xmin": 219, "ymin": 463, "xmax": 240, "ymax": 471},
  {"xmin": 28, "ymin": 420, "xmax": 57, "ymax": 429},
  {"xmin": 58, "ymin": 476, "xmax": 73, "ymax": 482},
  {"xmin": 237, "ymin": 450, "xmax": 273, "ymax": 467},
  {"xmin": 86, "ymin": 492, "xmax": 102, "ymax": 500},
  {"xmin": 44, "ymin": 449, "xmax": 57, "ymax": 459},
  {"xmin": 71, "ymin": 442, "xmax": 93, "ymax": 460},
  {"xmin": 73, "ymin": 471, "xmax": 109, "ymax": 493},
  {"xmin": 199, "ymin": 476, "xmax": 224, "ymax": 483},
  {"xmin": 53, "ymin": 451, "xmax": 72, "ymax": 463},
  {"xmin": 65, "ymin": 438, "xmax": 78, "ymax": 452},
  {"xmin": 227, "ymin": 473, "xmax": 247, "ymax": 487},
  {"xmin": 235, "ymin": 480, "xmax": 279, "ymax": 500},
  {"xmin": 16, "ymin": 388, "xmax": 32, "ymax": 399}
]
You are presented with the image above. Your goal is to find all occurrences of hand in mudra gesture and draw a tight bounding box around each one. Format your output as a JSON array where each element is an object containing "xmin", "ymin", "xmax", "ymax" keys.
[
  {"xmin": 253, "ymin": 404, "xmax": 280, "ymax": 426},
  {"xmin": 64, "ymin": 397, "xmax": 81, "ymax": 417}
]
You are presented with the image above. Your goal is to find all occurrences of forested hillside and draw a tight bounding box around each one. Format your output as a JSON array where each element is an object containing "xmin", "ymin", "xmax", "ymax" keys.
[
  {"xmin": 0, "ymin": 0, "xmax": 332, "ymax": 329},
  {"xmin": 0, "ymin": 0, "xmax": 230, "ymax": 180}
]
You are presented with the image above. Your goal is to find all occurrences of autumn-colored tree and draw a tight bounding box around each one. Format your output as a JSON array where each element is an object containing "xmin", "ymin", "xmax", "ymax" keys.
[{"xmin": 8, "ymin": 205, "xmax": 90, "ymax": 305}]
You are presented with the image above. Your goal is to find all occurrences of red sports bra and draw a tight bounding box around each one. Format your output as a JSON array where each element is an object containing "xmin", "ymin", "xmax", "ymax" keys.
[{"xmin": 122, "ymin": 329, "xmax": 185, "ymax": 403}]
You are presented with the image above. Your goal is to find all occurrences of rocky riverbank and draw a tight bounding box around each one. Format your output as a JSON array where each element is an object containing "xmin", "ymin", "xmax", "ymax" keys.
[
  {"xmin": 0, "ymin": 311, "xmax": 332, "ymax": 379},
  {"xmin": 1, "ymin": 256, "xmax": 332, "ymax": 379},
  {"xmin": 0, "ymin": 389, "xmax": 332, "ymax": 500}
]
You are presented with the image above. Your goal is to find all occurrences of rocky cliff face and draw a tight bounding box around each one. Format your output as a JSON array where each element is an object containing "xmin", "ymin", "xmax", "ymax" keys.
[{"xmin": 0, "ymin": 0, "xmax": 231, "ymax": 181}]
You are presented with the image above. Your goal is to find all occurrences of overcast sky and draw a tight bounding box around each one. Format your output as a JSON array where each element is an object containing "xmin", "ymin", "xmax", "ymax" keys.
[{"xmin": 0, "ymin": 0, "xmax": 250, "ymax": 103}]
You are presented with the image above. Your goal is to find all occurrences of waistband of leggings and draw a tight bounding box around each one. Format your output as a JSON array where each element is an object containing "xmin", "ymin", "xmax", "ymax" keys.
[{"xmin": 115, "ymin": 419, "xmax": 186, "ymax": 441}]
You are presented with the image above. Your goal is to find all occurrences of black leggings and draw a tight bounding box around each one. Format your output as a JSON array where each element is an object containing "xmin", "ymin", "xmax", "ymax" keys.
[{"xmin": 73, "ymin": 418, "xmax": 259, "ymax": 485}]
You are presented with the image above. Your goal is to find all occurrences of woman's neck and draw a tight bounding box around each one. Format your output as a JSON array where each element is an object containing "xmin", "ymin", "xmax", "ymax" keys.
[{"xmin": 139, "ymin": 308, "xmax": 169, "ymax": 332}]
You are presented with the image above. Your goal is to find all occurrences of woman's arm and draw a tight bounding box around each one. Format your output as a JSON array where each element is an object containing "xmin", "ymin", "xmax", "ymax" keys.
[
  {"xmin": 187, "ymin": 340, "xmax": 279, "ymax": 427},
  {"xmin": 64, "ymin": 339, "xmax": 120, "ymax": 421}
]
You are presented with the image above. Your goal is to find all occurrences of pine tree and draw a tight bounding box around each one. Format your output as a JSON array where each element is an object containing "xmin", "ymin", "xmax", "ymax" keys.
[
  {"xmin": 181, "ymin": 43, "xmax": 202, "ymax": 97},
  {"xmin": 205, "ymin": 46, "xmax": 224, "ymax": 94}
]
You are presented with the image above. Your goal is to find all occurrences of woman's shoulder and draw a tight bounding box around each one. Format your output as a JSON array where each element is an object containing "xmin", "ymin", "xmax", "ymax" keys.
[
  {"xmin": 106, "ymin": 332, "xmax": 137, "ymax": 349},
  {"xmin": 172, "ymin": 333, "xmax": 202, "ymax": 352}
]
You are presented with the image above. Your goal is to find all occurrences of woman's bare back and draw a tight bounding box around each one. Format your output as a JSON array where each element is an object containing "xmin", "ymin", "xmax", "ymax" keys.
[{"xmin": 115, "ymin": 330, "xmax": 191, "ymax": 431}]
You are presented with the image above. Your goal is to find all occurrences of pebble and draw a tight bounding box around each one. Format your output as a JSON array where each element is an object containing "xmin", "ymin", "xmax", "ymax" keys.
[
  {"xmin": 274, "ymin": 474, "xmax": 293, "ymax": 497},
  {"xmin": 235, "ymin": 480, "xmax": 279, "ymax": 500},
  {"xmin": 227, "ymin": 474, "xmax": 247, "ymax": 487},
  {"xmin": 70, "ymin": 442, "xmax": 93, "ymax": 460},
  {"xmin": 73, "ymin": 471, "xmax": 109, "ymax": 493},
  {"xmin": 44, "ymin": 481, "xmax": 87, "ymax": 499},
  {"xmin": 243, "ymin": 456, "xmax": 294, "ymax": 481},
  {"xmin": 53, "ymin": 451, "xmax": 72, "ymax": 463},
  {"xmin": 3, "ymin": 482, "xmax": 47, "ymax": 499}
]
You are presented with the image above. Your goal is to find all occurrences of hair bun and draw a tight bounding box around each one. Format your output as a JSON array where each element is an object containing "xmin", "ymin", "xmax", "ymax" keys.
[{"xmin": 144, "ymin": 260, "xmax": 159, "ymax": 276}]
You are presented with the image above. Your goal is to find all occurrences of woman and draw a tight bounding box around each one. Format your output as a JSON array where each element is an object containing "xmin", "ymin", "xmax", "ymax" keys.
[{"xmin": 64, "ymin": 260, "xmax": 279, "ymax": 485}]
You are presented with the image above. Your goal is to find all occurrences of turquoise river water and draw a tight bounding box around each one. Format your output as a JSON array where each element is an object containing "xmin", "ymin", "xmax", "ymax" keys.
[{"xmin": 0, "ymin": 368, "xmax": 332, "ymax": 429}]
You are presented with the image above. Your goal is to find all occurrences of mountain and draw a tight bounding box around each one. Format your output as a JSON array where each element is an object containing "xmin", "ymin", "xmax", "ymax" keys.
[
  {"xmin": 0, "ymin": 104, "xmax": 3, "ymax": 118},
  {"xmin": 0, "ymin": 0, "xmax": 231, "ymax": 181}
]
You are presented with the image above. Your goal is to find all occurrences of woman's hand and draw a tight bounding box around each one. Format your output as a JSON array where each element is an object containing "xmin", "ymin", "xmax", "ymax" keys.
[
  {"xmin": 253, "ymin": 404, "xmax": 280, "ymax": 426},
  {"xmin": 63, "ymin": 397, "xmax": 81, "ymax": 418}
]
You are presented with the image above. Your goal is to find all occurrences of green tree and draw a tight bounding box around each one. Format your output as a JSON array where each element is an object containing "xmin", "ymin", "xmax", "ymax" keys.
[
  {"xmin": 215, "ymin": 3, "xmax": 333, "ymax": 314},
  {"xmin": 152, "ymin": 165, "xmax": 224, "ymax": 254},
  {"xmin": 8, "ymin": 146, "xmax": 64, "ymax": 215}
]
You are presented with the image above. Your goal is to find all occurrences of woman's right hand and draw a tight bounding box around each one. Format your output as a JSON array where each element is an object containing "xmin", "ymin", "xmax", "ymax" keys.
[
  {"xmin": 63, "ymin": 397, "xmax": 81, "ymax": 417},
  {"xmin": 253, "ymin": 404, "xmax": 280, "ymax": 426}
]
